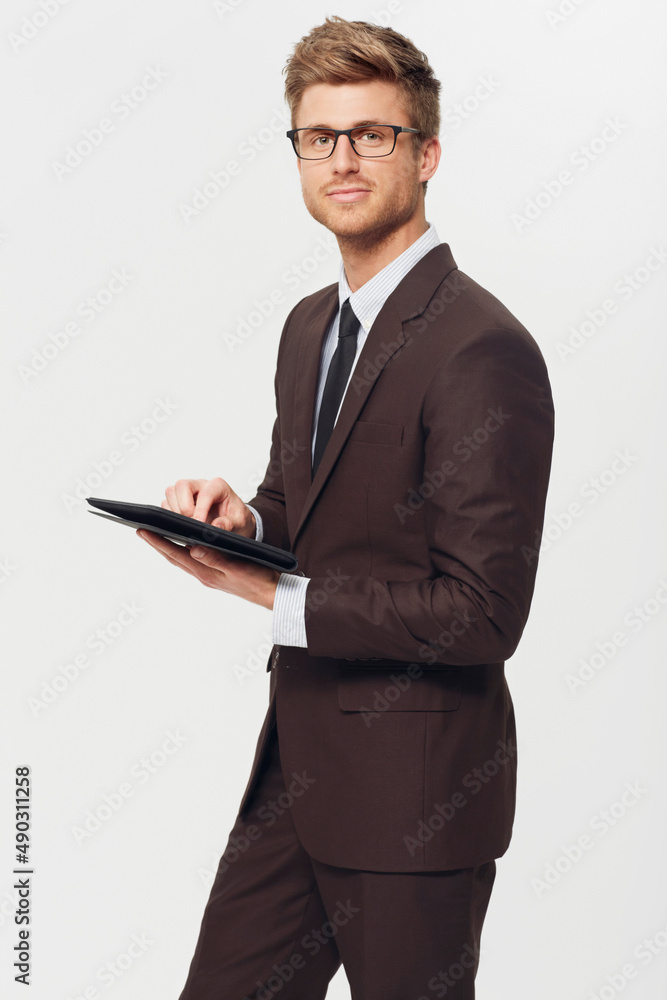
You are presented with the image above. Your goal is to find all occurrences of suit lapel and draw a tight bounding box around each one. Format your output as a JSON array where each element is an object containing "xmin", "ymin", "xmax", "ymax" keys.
[
  {"xmin": 289, "ymin": 243, "xmax": 459, "ymax": 548},
  {"xmin": 290, "ymin": 289, "xmax": 338, "ymax": 529}
]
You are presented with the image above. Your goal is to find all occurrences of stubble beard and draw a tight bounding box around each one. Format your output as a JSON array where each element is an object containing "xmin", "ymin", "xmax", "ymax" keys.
[{"xmin": 303, "ymin": 175, "xmax": 422, "ymax": 258}]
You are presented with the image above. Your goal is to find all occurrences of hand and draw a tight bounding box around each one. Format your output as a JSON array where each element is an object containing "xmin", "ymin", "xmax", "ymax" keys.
[
  {"xmin": 136, "ymin": 530, "xmax": 279, "ymax": 609},
  {"xmin": 161, "ymin": 477, "xmax": 256, "ymax": 538}
]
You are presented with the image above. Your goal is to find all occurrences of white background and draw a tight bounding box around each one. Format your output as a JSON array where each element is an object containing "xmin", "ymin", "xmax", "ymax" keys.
[{"xmin": 1, "ymin": 1, "xmax": 666, "ymax": 998}]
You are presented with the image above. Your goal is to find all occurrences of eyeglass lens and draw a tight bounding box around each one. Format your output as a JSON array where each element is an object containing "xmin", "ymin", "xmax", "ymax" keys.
[{"xmin": 294, "ymin": 126, "xmax": 398, "ymax": 158}]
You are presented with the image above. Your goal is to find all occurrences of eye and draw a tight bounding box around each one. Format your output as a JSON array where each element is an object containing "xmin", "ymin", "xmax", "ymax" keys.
[
  {"xmin": 304, "ymin": 130, "xmax": 334, "ymax": 147},
  {"xmin": 351, "ymin": 127, "xmax": 391, "ymax": 146}
]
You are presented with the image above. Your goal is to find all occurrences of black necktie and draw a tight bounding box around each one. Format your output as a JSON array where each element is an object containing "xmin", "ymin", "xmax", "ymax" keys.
[{"xmin": 312, "ymin": 299, "xmax": 359, "ymax": 476}]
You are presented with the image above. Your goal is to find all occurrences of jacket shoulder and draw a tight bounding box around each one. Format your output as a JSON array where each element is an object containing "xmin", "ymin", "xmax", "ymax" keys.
[
  {"xmin": 287, "ymin": 282, "xmax": 338, "ymax": 326},
  {"xmin": 415, "ymin": 265, "xmax": 549, "ymax": 368}
]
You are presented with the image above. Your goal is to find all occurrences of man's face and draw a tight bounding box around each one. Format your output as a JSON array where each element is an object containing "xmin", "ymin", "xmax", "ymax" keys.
[{"xmin": 294, "ymin": 79, "xmax": 434, "ymax": 249}]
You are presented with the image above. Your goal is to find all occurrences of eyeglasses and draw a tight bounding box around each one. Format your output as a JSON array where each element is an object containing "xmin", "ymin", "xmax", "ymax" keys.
[{"xmin": 286, "ymin": 125, "xmax": 421, "ymax": 160}]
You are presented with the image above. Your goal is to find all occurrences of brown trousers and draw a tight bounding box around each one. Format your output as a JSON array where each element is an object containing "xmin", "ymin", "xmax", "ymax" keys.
[{"xmin": 177, "ymin": 717, "xmax": 496, "ymax": 999}]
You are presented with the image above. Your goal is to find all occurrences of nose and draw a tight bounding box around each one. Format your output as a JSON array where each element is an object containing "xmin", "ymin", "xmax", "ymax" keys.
[{"xmin": 329, "ymin": 132, "xmax": 360, "ymax": 172}]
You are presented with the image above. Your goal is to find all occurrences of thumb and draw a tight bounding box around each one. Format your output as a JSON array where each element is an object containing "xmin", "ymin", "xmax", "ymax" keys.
[{"xmin": 211, "ymin": 516, "xmax": 232, "ymax": 531}]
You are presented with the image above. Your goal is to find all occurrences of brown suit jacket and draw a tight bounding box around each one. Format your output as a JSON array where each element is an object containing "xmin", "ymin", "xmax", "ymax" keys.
[{"xmin": 241, "ymin": 242, "xmax": 554, "ymax": 872}]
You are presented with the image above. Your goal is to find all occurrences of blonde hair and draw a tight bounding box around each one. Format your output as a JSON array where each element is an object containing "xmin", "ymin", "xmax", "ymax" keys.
[{"xmin": 283, "ymin": 16, "xmax": 440, "ymax": 190}]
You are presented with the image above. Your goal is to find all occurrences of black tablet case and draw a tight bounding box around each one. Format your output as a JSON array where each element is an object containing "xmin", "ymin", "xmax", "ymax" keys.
[{"xmin": 86, "ymin": 497, "xmax": 298, "ymax": 573}]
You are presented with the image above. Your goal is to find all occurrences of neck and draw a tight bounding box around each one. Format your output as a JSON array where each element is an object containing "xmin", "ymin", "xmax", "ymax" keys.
[{"xmin": 337, "ymin": 214, "xmax": 429, "ymax": 292}]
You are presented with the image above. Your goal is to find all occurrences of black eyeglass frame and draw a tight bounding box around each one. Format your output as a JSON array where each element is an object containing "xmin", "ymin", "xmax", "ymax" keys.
[{"xmin": 286, "ymin": 125, "xmax": 421, "ymax": 159}]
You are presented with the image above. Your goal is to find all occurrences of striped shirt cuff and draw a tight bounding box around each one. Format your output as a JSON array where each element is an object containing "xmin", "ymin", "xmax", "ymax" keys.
[{"xmin": 272, "ymin": 573, "xmax": 309, "ymax": 647}]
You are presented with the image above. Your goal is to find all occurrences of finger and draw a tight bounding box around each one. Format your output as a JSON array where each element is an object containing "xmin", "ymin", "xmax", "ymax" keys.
[
  {"xmin": 170, "ymin": 479, "xmax": 204, "ymax": 516},
  {"xmin": 163, "ymin": 484, "xmax": 182, "ymax": 513},
  {"xmin": 136, "ymin": 530, "xmax": 200, "ymax": 577},
  {"xmin": 192, "ymin": 476, "xmax": 230, "ymax": 523},
  {"xmin": 188, "ymin": 544, "xmax": 236, "ymax": 569},
  {"xmin": 138, "ymin": 529, "xmax": 190, "ymax": 560},
  {"xmin": 210, "ymin": 516, "xmax": 232, "ymax": 531}
]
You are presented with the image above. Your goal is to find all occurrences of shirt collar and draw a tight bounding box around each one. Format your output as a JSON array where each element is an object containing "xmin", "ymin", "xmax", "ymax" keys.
[{"xmin": 337, "ymin": 223, "xmax": 441, "ymax": 333}]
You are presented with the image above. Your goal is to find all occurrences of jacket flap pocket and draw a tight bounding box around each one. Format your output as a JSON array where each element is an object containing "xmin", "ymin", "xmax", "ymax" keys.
[
  {"xmin": 338, "ymin": 665, "xmax": 461, "ymax": 712},
  {"xmin": 348, "ymin": 421, "xmax": 403, "ymax": 446}
]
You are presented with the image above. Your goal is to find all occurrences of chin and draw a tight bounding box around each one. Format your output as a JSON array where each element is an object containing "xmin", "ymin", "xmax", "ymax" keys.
[
  {"xmin": 309, "ymin": 187, "xmax": 420, "ymax": 240},
  {"xmin": 316, "ymin": 203, "xmax": 384, "ymax": 236},
  {"xmin": 339, "ymin": 210, "xmax": 411, "ymax": 242},
  {"xmin": 328, "ymin": 214, "xmax": 374, "ymax": 238}
]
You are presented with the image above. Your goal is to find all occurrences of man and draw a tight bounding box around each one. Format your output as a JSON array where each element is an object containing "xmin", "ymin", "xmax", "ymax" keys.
[{"xmin": 139, "ymin": 16, "xmax": 554, "ymax": 999}]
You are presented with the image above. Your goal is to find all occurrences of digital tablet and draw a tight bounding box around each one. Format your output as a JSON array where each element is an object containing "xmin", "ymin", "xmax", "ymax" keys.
[{"xmin": 86, "ymin": 497, "xmax": 298, "ymax": 573}]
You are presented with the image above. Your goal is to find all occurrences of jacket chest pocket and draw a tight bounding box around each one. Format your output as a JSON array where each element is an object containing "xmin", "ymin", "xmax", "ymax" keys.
[
  {"xmin": 342, "ymin": 421, "xmax": 406, "ymax": 493},
  {"xmin": 347, "ymin": 421, "xmax": 404, "ymax": 446},
  {"xmin": 338, "ymin": 665, "xmax": 461, "ymax": 712}
]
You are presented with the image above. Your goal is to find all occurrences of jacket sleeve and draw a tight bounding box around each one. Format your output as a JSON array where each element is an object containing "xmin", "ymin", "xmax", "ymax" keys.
[
  {"xmin": 243, "ymin": 301, "xmax": 300, "ymax": 552},
  {"xmin": 303, "ymin": 327, "xmax": 555, "ymax": 667}
]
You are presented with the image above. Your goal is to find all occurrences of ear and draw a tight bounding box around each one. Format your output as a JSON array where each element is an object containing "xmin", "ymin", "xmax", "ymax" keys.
[{"xmin": 418, "ymin": 135, "xmax": 441, "ymax": 185}]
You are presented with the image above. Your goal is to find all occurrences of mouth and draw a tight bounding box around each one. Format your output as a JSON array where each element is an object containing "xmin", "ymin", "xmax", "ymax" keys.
[{"xmin": 326, "ymin": 188, "xmax": 371, "ymax": 203}]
